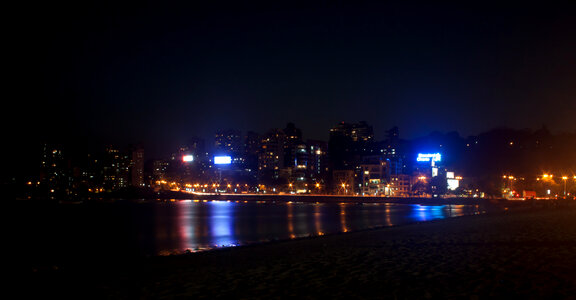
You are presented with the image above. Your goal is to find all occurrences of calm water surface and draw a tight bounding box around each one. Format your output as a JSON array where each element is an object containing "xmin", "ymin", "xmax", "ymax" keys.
[{"xmin": 14, "ymin": 199, "xmax": 485, "ymax": 263}]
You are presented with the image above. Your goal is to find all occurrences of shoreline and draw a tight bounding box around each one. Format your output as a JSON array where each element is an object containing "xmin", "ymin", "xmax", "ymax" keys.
[
  {"xmin": 15, "ymin": 192, "xmax": 511, "ymax": 205},
  {"xmin": 17, "ymin": 202, "xmax": 576, "ymax": 298},
  {"xmin": 188, "ymin": 193, "xmax": 498, "ymax": 205}
]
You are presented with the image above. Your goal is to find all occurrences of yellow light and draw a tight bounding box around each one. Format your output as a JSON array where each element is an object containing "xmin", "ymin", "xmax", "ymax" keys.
[{"xmin": 562, "ymin": 176, "xmax": 568, "ymax": 180}]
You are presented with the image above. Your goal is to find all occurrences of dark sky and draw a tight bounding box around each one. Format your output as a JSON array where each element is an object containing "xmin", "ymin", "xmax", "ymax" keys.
[{"xmin": 8, "ymin": 1, "xmax": 576, "ymax": 159}]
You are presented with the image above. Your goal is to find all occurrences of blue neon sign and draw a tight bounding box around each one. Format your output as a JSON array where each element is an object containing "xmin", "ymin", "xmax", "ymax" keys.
[{"xmin": 417, "ymin": 153, "xmax": 442, "ymax": 162}]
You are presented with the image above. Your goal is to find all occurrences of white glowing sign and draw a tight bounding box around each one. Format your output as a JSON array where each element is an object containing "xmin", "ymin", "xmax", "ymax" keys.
[
  {"xmin": 182, "ymin": 155, "xmax": 194, "ymax": 162},
  {"xmin": 214, "ymin": 155, "xmax": 232, "ymax": 165},
  {"xmin": 447, "ymin": 179, "xmax": 459, "ymax": 190},
  {"xmin": 417, "ymin": 153, "xmax": 442, "ymax": 162}
]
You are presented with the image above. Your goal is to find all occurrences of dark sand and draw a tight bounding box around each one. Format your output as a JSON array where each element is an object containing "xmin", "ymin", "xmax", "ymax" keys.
[{"xmin": 18, "ymin": 204, "xmax": 576, "ymax": 299}]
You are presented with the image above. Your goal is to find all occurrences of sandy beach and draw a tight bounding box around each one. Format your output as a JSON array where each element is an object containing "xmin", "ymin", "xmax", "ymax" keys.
[{"xmin": 18, "ymin": 203, "xmax": 576, "ymax": 299}]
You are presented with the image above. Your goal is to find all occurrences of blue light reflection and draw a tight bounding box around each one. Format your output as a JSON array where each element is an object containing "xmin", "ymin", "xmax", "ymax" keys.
[
  {"xmin": 208, "ymin": 201, "xmax": 237, "ymax": 247},
  {"xmin": 410, "ymin": 205, "xmax": 447, "ymax": 222}
]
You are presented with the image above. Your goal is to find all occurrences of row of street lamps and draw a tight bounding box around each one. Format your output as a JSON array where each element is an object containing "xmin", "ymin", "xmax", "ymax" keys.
[
  {"xmin": 504, "ymin": 174, "xmax": 576, "ymax": 197},
  {"xmin": 539, "ymin": 174, "xmax": 576, "ymax": 196}
]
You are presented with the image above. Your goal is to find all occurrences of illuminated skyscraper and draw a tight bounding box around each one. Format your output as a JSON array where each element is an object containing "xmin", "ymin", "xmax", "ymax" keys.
[
  {"xmin": 131, "ymin": 146, "xmax": 145, "ymax": 187},
  {"xmin": 307, "ymin": 140, "xmax": 329, "ymax": 184},
  {"xmin": 39, "ymin": 143, "xmax": 72, "ymax": 195},
  {"xmin": 258, "ymin": 129, "xmax": 286, "ymax": 182},
  {"xmin": 102, "ymin": 146, "xmax": 130, "ymax": 190}
]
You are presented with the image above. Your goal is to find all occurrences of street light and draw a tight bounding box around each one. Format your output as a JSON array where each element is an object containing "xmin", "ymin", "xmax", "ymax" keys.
[{"xmin": 562, "ymin": 176, "xmax": 568, "ymax": 196}]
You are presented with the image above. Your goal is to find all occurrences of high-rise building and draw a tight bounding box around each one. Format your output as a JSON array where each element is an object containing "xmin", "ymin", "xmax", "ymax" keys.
[
  {"xmin": 289, "ymin": 143, "xmax": 309, "ymax": 191},
  {"xmin": 283, "ymin": 123, "xmax": 303, "ymax": 169},
  {"xmin": 328, "ymin": 121, "xmax": 379, "ymax": 194},
  {"xmin": 382, "ymin": 126, "xmax": 405, "ymax": 176},
  {"xmin": 307, "ymin": 139, "xmax": 329, "ymax": 186},
  {"xmin": 72, "ymin": 152, "xmax": 100, "ymax": 195},
  {"xmin": 131, "ymin": 146, "xmax": 145, "ymax": 187},
  {"xmin": 39, "ymin": 143, "xmax": 72, "ymax": 195},
  {"xmin": 329, "ymin": 121, "xmax": 375, "ymax": 170},
  {"xmin": 152, "ymin": 160, "xmax": 169, "ymax": 181},
  {"xmin": 244, "ymin": 131, "xmax": 260, "ymax": 173},
  {"xmin": 215, "ymin": 129, "xmax": 243, "ymax": 155},
  {"xmin": 258, "ymin": 129, "xmax": 286, "ymax": 183},
  {"xmin": 102, "ymin": 146, "xmax": 130, "ymax": 191},
  {"xmin": 351, "ymin": 121, "xmax": 374, "ymax": 143},
  {"xmin": 329, "ymin": 122, "xmax": 354, "ymax": 170}
]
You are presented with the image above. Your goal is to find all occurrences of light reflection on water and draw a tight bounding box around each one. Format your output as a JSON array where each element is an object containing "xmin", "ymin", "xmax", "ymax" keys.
[
  {"xmin": 209, "ymin": 201, "xmax": 235, "ymax": 247},
  {"xmin": 13, "ymin": 200, "xmax": 487, "ymax": 260},
  {"xmin": 167, "ymin": 201, "xmax": 483, "ymax": 255}
]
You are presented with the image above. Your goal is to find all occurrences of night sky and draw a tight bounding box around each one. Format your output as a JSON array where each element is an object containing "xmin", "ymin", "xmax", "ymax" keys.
[{"xmin": 8, "ymin": 1, "xmax": 576, "ymax": 160}]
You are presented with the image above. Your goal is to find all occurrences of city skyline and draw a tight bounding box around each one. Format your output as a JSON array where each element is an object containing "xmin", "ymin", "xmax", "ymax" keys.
[
  {"xmin": 7, "ymin": 2, "xmax": 576, "ymax": 296},
  {"xmin": 11, "ymin": 120, "xmax": 576, "ymax": 198}
]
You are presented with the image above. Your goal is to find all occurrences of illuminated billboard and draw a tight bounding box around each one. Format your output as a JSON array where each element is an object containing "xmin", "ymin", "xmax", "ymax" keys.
[
  {"xmin": 447, "ymin": 179, "xmax": 459, "ymax": 191},
  {"xmin": 182, "ymin": 155, "xmax": 194, "ymax": 162},
  {"xmin": 417, "ymin": 153, "xmax": 442, "ymax": 162},
  {"xmin": 214, "ymin": 155, "xmax": 232, "ymax": 165}
]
